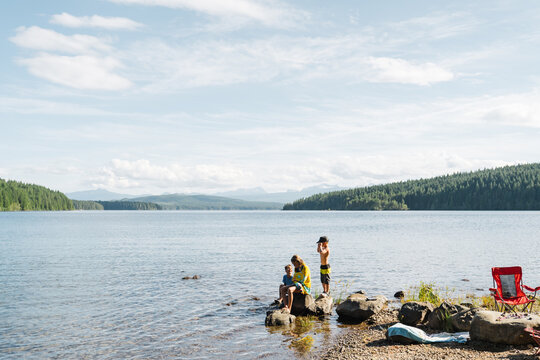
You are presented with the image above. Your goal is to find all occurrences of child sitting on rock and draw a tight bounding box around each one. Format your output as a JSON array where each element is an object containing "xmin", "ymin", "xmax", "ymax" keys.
[{"xmin": 275, "ymin": 264, "xmax": 294, "ymax": 305}]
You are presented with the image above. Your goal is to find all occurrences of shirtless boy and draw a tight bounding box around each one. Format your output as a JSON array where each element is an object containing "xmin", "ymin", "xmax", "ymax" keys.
[{"xmin": 317, "ymin": 236, "xmax": 331, "ymax": 295}]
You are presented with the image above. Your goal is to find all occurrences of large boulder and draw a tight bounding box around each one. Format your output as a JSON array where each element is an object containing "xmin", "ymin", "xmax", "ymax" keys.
[
  {"xmin": 312, "ymin": 294, "xmax": 333, "ymax": 315},
  {"xmin": 336, "ymin": 294, "xmax": 387, "ymax": 322},
  {"xmin": 470, "ymin": 310, "xmax": 540, "ymax": 345},
  {"xmin": 265, "ymin": 308, "xmax": 296, "ymax": 326},
  {"xmin": 427, "ymin": 302, "xmax": 470, "ymax": 331},
  {"xmin": 398, "ymin": 301, "xmax": 434, "ymax": 326},
  {"xmin": 451, "ymin": 307, "xmax": 478, "ymax": 332},
  {"xmin": 291, "ymin": 293, "xmax": 315, "ymax": 316}
]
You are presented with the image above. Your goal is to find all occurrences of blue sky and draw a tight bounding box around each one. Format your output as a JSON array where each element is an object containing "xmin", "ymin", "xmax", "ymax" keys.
[{"xmin": 1, "ymin": 0, "xmax": 540, "ymax": 194}]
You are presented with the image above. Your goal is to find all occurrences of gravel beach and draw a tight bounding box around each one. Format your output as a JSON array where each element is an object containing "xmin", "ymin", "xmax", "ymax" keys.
[{"xmin": 316, "ymin": 309, "xmax": 539, "ymax": 360}]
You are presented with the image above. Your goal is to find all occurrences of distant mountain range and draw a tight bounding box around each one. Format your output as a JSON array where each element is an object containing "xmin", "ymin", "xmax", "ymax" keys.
[
  {"xmin": 67, "ymin": 185, "xmax": 346, "ymax": 204},
  {"xmin": 127, "ymin": 194, "xmax": 282, "ymax": 210},
  {"xmin": 66, "ymin": 189, "xmax": 141, "ymax": 201}
]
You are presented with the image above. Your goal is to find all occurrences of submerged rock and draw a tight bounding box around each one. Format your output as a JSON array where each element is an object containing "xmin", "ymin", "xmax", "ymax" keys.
[
  {"xmin": 470, "ymin": 310, "xmax": 540, "ymax": 345},
  {"xmin": 265, "ymin": 308, "xmax": 296, "ymax": 326},
  {"xmin": 336, "ymin": 294, "xmax": 387, "ymax": 322},
  {"xmin": 398, "ymin": 301, "xmax": 434, "ymax": 326},
  {"xmin": 182, "ymin": 275, "xmax": 201, "ymax": 280}
]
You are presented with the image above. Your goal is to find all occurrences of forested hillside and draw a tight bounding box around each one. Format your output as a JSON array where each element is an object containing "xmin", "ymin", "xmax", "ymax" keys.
[
  {"xmin": 72, "ymin": 200, "xmax": 104, "ymax": 210},
  {"xmin": 97, "ymin": 201, "xmax": 162, "ymax": 210},
  {"xmin": 283, "ymin": 164, "xmax": 540, "ymax": 210},
  {"xmin": 128, "ymin": 194, "xmax": 283, "ymax": 210},
  {"xmin": 72, "ymin": 200, "xmax": 161, "ymax": 210},
  {"xmin": 0, "ymin": 179, "xmax": 73, "ymax": 211}
]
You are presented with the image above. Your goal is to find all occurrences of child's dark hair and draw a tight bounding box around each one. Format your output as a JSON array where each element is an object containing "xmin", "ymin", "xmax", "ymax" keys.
[{"xmin": 284, "ymin": 264, "xmax": 292, "ymax": 271}]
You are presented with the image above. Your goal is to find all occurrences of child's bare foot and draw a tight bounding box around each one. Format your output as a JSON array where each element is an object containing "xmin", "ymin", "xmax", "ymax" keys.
[{"xmin": 281, "ymin": 306, "xmax": 290, "ymax": 313}]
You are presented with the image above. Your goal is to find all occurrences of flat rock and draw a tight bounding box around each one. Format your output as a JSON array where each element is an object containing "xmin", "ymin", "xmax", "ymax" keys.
[
  {"xmin": 336, "ymin": 294, "xmax": 387, "ymax": 322},
  {"xmin": 265, "ymin": 309, "xmax": 296, "ymax": 326},
  {"xmin": 470, "ymin": 310, "xmax": 540, "ymax": 345}
]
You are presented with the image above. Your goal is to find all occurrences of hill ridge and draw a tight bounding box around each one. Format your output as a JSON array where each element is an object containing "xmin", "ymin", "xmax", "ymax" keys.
[{"xmin": 283, "ymin": 163, "xmax": 540, "ymax": 210}]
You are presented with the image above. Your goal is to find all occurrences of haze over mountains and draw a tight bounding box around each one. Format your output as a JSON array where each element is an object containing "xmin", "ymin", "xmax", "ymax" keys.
[{"xmin": 66, "ymin": 185, "xmax": 345, "ymax": 204}]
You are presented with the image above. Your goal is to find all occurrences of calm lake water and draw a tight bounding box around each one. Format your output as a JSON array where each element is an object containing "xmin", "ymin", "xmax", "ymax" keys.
[{"xmin": 1, "ymin": 211, "xmax": 539, "ymax": 359}]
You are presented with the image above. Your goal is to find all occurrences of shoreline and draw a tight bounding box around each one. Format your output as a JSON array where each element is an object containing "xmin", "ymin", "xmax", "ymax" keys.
[{"xmin": 314, "ymin": 309, "xmax": 538, "ymax": 360}]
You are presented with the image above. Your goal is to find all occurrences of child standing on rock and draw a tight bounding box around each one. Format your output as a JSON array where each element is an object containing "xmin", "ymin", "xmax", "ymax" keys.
[{"xmin": 317, "ymin": 236, "xmax": 331, "ymax": 296}]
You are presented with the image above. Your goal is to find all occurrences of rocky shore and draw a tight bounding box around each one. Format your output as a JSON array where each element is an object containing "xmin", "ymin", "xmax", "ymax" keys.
[{"xmin": 317, "ymin": 309, "xmax": 538, "ymax": 360}]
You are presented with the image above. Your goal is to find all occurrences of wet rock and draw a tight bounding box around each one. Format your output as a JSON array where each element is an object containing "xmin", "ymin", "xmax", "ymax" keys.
[
  {"xmin": 394, "ymin": 291, "xmax": 405, "ymax": 298},
  {"xmin": 355, "ymin": 290, "xmax": 366, "ymax": 295},
  {"xmin": 470, "ymin": 310, "xmax": 540, "ymax": 345},
  {"xmin": 182, "ymin": 276, "xmax": 192, "ymax": 280},
  {"xmin": 312, "ymin": 294, "xmax": 333, "ymax": 315},
  {"xmin": 192, "ymin": 275, "xmax": 201, "ymax": 279},
  {"xmin": 461, "ymin": 279, "xmax": 470, "ymax": 282},
  {"xmin": 290, "ymin": 293, "xmax": 315, "ymax": 316},
  {"xmin": 398, "ymin": 301, "xmax": 434, "ymax": 326},
  {"xmin": 265, "ymin": 308, "xmax": 296, "ymax": 326},
  {"xmin": 336, "ymin": 294, "xmax": 387, "ymax": 322}
]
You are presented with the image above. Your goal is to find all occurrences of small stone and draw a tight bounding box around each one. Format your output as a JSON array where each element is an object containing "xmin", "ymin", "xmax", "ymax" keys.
[
  {"xmin": 394, "ymin": 291, "xmax": 405, "ymax": 298},
  {"xmin": 182, "ymin": 276, "xmax": 192, "ymax": 280},
  {"xmin": 192, "ymin": 275, "xmax": 201, "ymax": 279}
]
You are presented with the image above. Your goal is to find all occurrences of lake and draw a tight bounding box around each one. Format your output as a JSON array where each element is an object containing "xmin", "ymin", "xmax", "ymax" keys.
[{"xmin": 1, "ymin": 211, "xmax": 539, "ymax": 359}]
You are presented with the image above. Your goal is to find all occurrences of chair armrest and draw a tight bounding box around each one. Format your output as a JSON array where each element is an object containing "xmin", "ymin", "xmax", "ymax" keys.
[
  {"xmin": 523, "ymin": 285, "xmax": 540, "ymax": 292},
  {"xmin": 489, "ymin": 288, "xmax": 503, "ymax": 300}
]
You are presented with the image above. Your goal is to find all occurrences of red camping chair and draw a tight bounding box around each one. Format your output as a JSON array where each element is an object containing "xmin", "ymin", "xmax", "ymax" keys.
[
  {"xmin": 490, "ymin": 266, "xmax": 539, "ymax": 313},
  {"xmin": 524, "ymin": 328, "xmax": 540, "ymax": 356}
]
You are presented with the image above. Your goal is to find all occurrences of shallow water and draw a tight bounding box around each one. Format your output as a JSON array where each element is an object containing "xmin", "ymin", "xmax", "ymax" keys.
[{"xmin": 1, "ymin": 211, "xmax": 539, "ymax": 359}]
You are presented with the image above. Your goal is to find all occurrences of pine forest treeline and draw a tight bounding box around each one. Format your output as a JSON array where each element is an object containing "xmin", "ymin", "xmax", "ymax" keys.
[
  {"xmin": 283, "ymin": 164, "xmax": 540, "ymax": 211},
  {"xmin": 96, "ymin": 201, "xmax": 162, "ymax": 210},
  {"xmin": 0, "ymin": 179, "xmax": 73, "ymax": 211}
]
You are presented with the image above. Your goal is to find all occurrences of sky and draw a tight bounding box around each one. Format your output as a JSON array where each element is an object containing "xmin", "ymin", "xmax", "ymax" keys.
[{"xmin": 1, "ymin": 0, "xmax": 540, "ymax": 195}]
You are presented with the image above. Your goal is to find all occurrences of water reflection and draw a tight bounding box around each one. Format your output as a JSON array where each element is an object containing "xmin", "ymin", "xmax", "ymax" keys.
[{"xmin": 266, "ymin": 315, "xmax": 334, "ymax": 356}]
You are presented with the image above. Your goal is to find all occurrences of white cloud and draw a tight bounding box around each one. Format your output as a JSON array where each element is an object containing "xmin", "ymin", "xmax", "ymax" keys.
[
  {"xmin": 50, "ymin": 12, "xmax": 143, "ymax": 30},
  {"xmin": 11, "ymin": 26, "xmax": 131, "ymax": 90},
  {"xmin": 18, "ymin": 54, "xmax": 132, "ymax": 90},
  {"xmin": 10, "ymin": 26, "xmax": 111, "ymax": 54},
  {"xmin": 107, "ymin": 0, "xmax": 307, "ymax": 28},
  {"xmin": 128, "ymin": 35, "xmax": 455, "ymax": 91},
  {"xmin": 93, "ymin": 159, "xmax": 255, "ymax": 190},
  {"xmin": 388, "ymin": 12, "xmax": 480, "ymax": 41},
  {"xmin": 88, "ymin": 154, "xmax": 512, "ymax": 193},
  {"xmin": 366, "ymin": 57, "xmax": 454, "ymax": 86},
  {"xmin": 478, "ymin": 93, "xmax": 540, "ymax": 128}
]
